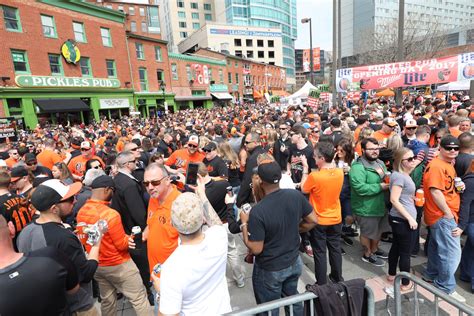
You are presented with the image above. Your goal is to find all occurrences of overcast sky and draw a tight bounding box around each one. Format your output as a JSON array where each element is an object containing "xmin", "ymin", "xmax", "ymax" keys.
[{"xmin": 295, "ymin": 0, "xmax": 333, "ymax": 51}]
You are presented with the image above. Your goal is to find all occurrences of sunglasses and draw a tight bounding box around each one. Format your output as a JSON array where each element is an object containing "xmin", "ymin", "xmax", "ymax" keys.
[
  {"xmin": 26, "ymin": 161, "xmax": 37, "ymax": 166},
  {"xmin": 188, "ymin": 144, "xmax": 198, "ymax": 148},
  {"xmin": 442, "ymin": 146, "xmax": 459, "ymax": 151},
  {"xmin": 279, "ymin": 127, "xmax": 288, "ymax": 130},
  {"xmin": 203, "ymin": 149, "xmax": 211, "ymax": 153},
  {"xmin": 312, "ymin": 130, "xmax": 320, "ymax": 133},
  {"xmin": 402, "ymin": 156, "xmax": 416, "ymax": 162},
  {"xmin": 91, "ymin": 165, "xmax": 101, "ymax": 169},
  {"xmin": 406, "ymin": 127, "xmax": 417, "ymax": 130},
  {"xmin": 245, "ymin": 141, "xmax": 254, "ymax": 145},
  {"xmin": 130, "ymin": 147, "xmax": 139, "ymax": 151},
  {"xmin": 81, "ymin": 148, "xmax": 90, "ymax": 151},
  {"xmin": 143, "ymin": 176, "xmax": 167, "ymax": 187}
]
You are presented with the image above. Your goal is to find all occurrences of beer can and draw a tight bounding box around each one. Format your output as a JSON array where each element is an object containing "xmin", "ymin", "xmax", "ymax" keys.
[
  {"xmin": 454, "ymin": 177, "xmax": 464, "ymax": 193},
  {"xmin": 384, "ymin": 172, "xmax": 391, "ymax": 184},
  {"xmin": 415, "ymin": 189, "xmax": 425, "ymax": 207}
]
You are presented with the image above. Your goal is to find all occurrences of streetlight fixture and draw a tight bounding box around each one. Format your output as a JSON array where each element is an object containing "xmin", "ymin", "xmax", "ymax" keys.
[
  {"xmin": 301, "ymin": 17, "xmax": 314, "ymax": 85},
  {"xmin": 159, "ymin": 80, "xmax": 167, "ymax": 113}
]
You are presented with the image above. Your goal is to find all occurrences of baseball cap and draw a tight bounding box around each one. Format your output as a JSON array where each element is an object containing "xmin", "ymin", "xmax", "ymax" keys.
[
  {"xmin": 10, "ymin": 166, "xmax": 28, "ymax": 182},
  {"xmin": 81, "ymin": 141, "xmax": 92, "ymax": 150},
  {"xmin": 257, "ymin": 161, "xmax": 282, "ymax": 184},
  {"xmin": 374, "ymin": 112, "xmax": 384, "ymax": 120},
  {"xmin": 202, "ymin": 142, "xmax": 217, "ymax": 152},
  {"xmin": 330, "ymin": 118, "xmax": 341, "ymax": 127},
  {"xmin": 187, "ymin": 135, "xmax": 199, "ymax": 146},
  {"xmin": 91, "ymin": 175, "xmax": 115, "ymax": 189},
  {"xmin": 171, "ymin": 192, "xmax": 204, "ymax": 235},
  {"xmin": 440, "ymin": 135, "xmax": 460, "ymax": 149},
  {"xmin": 24, "ymin": 153, "xmax": 37, "ymax": 164},
  {"xmin": 405, "ymin": 119, "xmax": 418, "ymax": 128},
  {"xmin": 462, "ymin": 96, "xmax": 470, "ymax": 101},
  {"xmin": 31, "ymin": 179, "xmax": 82, "ymax": 212},
  {"xmin": 383, "ymin": 117, "xmax": 398, "ymax": 127}
]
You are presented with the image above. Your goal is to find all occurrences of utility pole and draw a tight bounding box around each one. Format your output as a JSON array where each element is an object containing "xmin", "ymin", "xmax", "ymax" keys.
[
  {"xmin": 331, "ymin": 0, "xmax": 337, "ymax": 108},
  {"xmin": 395, "ymin": 0, "xmax": 405, "ymax": 106},
  {"xmin": 337, "ymin": 0, "xmax": 342, "ymax": 108},
  {"xmin": 301, "ymin": 18, "xmax": 313, "ymax": 85}
]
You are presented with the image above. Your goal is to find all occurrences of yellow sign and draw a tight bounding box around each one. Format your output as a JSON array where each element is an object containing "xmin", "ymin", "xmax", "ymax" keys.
[{"xmin": 61, "ymin": 40, "xmax": 81, "ymax": 64}]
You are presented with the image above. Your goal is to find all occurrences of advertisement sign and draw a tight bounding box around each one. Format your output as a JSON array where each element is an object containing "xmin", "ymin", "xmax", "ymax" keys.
[
  {"xmin": 99, "ymin": 98, "xmax": 130, "ymax": 109},
  {"xmin": 346, "ymin": 91, "xmax": 361, "ymax": 100},
  {"xmin": 306, "ymin": 97, "xmax": 319, "ymax": 109},
  {"xmin": 336, "ymin": 52, "xmax": 474, "ymax": 92},
  {"xmin": 0, "ymin": 117, "xmax": 18, "ymax": 143},
  {"xmin": 302, "ymin": 48, "xmax": 321, "ymax": 72},
  {"xmin": 191, "ymin": 64, "xmax": 210, "ymax": 85},
  {"xmin": 209, "ymin": 28, "xmax": 281, "ymax": 37},
  {"xmin": 16, "ymin": 75, "xmax": 121, "ymax": 88},
  {"xmin": 61, "ymin": 40, "xmax": 81, "ymax": 64}
]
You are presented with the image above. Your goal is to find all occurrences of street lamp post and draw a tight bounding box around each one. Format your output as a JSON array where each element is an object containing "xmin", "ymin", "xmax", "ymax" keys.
[
  {"xmin": 301, "ymin": 18, "xmax": 313, "ymax": 85},
  {"xmin": 160, "ymin": 80, "xmax": 167, "ymax": 113}
]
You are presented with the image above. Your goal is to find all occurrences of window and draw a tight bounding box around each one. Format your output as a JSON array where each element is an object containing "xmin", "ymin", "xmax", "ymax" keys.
[
  {"xmin": 191, "ymin": 2, "xmax": 198, "ymax": 9},
  {"xmin": 48, "ymin": 54, "xmax": 63, "ymax": 75},
  {"xmin": 204, "ymin": 3, "xmax": 211, "ymax": 10},
  {"xmin": 106, "ymin": 59, "xmax": 116, "ymax": 78},
  {"xmin": 205, "ymin": 13, "xmax": 212, "ymax": 21},
  {"xmin": 228, "ymin": 72, "xmax": 232, "ymax": 84},
  {"xmin": 141, "ymin": 21, "xmax": 147, "ymax": 32},
  {"xmin": 179, "ymin": 21, "xmax": 187, "ymax": 28},
  {"xmin": 268, "ymin": 40, "xmax": 274, "ymax": 47},
  {"xmin": 155, "ymin": 46, "xmax": 162, "ymax": 61},
  {"xmin": 73, "ymin": 22, "xmax": 86, "ymax": 42},
  {"xmin": 157, "ymin": 70, "xmax": 164, "ymax": 83},
  {"xmin": 208, "ymin": 68, "xmax": 213, "ymax": 82},
  {"xmin": 100, "ymin": 27, "xmax": 112, "ymax": 46},
  {"xmin": 246, "ymin": 39, "xmax": 253, "ymax": 47},
  {"xmin": 129, "ymin": 6, "xmax": 135, "ymax": 15},
  {"xmin": 135, "ymin": 42, "xmax": 144, "ymax": 59},
  {"xmin": 79, "ymin": 57, "xmax": 92, "ymax": 76},
  {"xmin": 258, "ymin": 51, "xmax": 264, "ymax": 58},
  {"xmin": 192, "ymin": 12, "xmax": 199, "ymax": 19},
  {"xmin": 11, "ymin": 50, "xmax": 29, "ymax": 73},
  {"xmin": 171, "ymin": 63, "xmax": 178, "ymax": 80},
  {"xmin": 139, "ymin": 67, "xmax": 148, "ymax": 91},
  {"xmin": 139, "ymin": 7, "xmax": 145, "ymax": 16},
  {"xmin": 235, "ymin": 62, "xmax": 238, "ymax": 67},
  {"xmin": 234, "ymin": 39, "xmax": 241, "ymax": 46},
  {"xmin": 41, "ymin": 15, "xmax": 56, "ymax": 38},
  {"xmin": 178, "ymin": 11, "xmax": 186, "ymax": 18},
  {"xmin": 131, "ymin": 21, "xmax": 137, "ymax": 32},
  {"xmin": 192, "ymin": 22, "xmax": 200, "ymax": 29},
  {"xmin": 186, "ymin": 65, "xmax": 192, "ymax": 81},
  {"xmin": 247, "ymin": 51, "xmax": 254, "ymax": 58},
  {"xmin": 3, "ymin": 6, "xmax": 21, "ymax": 32},
  {"xmin": 235, "ymin": 73, "xmax": 239, "ymax": 84},
  {"xmin": 118, "ymin": 5, "xmax": 124, "ymax": 12},
  {"xmin": 235, "ymin": 50, "xmax": 242, "ymax": 57},
  {"xmin": 180, "ymin": 31, "xmax": 187, "ymax": 38},
  {"xmin": 257, "ymin": 40, "xmax": 264, "ymax": 47},
  {"xmin": 177, "ymin": 1, "xmax": 184, "ymax": 8},
  {"xmin": 269, "ymin": 51, "xmax": 275, "ymax": 58},
  {"xmin": 218, "ymin": 69, "xmax": 223, "ymax": 83}
]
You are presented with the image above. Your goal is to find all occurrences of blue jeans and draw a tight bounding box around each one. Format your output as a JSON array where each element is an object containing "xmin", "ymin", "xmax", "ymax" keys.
[
  {"xmin": 252, "ymin": 256, "xmax": 303, "ymax": 316},
  {"xmin": 460, "ymin": 222, "xmax": 474, "ymax": 289},
  {"xmin": 424, "ymin": 217, "xmax": 461, "ymax": 294}
]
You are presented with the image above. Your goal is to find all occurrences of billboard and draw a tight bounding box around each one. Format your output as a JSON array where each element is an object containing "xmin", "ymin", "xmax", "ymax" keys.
[
  {"xmin": 302, "ymin": 48, "xmax": 321, "ymax": 72},
  {"xmin": 191, "ymin": 64, "xmax": 210, "ymax": 85},
  {"xmin": 336, "ymin": 52, "xmax": 474, "ymax": 92}
]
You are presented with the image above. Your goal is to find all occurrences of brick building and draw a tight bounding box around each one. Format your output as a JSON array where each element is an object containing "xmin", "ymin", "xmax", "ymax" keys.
[{"xmin": 0, "ymin": 0, "xmax": 133, "ymax": 128}]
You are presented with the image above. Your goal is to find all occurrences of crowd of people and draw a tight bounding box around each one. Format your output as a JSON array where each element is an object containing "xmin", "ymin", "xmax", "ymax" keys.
[{"xmin": 0, "ymin": 92, "xmax": 473, "ymax": 315}]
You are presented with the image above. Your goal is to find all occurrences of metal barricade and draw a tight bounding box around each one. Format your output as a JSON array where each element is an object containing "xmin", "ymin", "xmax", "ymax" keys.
[
  {"xmin": 226, "ymin": 285, "xmax": 374, "ymax": 316},
  {"xmin": 392, "ymin": 272, "xmax": 474, "ymax": 316}
]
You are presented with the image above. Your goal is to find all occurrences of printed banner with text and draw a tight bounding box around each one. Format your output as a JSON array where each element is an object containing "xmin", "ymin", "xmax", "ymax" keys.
[
  {"xmin": 303, "ymin": 48, "xmax": 321, "ymax": 72},
  {"xmin": 336, "ymin": 52, "xmax": 474, "ymax": 92}
]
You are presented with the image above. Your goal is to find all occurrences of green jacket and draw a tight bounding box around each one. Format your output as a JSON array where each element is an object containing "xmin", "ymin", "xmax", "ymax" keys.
[{"xmin": 349, "ymin": 158, "xmax": 387, "ymax": 217}]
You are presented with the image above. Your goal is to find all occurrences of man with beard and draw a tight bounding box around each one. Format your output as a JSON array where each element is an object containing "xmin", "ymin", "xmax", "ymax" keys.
[
  {"xmin": 165, "ymin": 135, "xmax": 204, "ymax": 175},
  {"xmin": 349, "ymin": 137, "xmax": 390, "ymax": 267},
  {"xmin": 287, "ymin": 125, "xmax": 316, "ymax": 187},
  {"xmin": 17, "ymin": 179, "xmax": 101, "ymax": 315},
  {"xmin": 272, "ymin": 122, "xmax": 292, "ymax": 171}
]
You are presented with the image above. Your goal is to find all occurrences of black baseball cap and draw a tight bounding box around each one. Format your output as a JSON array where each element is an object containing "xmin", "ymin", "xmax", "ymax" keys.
[
  {"xmin": 31, "ymin": 179, "xmax": 82, "ymax": 212},
  {"xmin": 257, "ymin": 161, "xmax": 282, "ymax": 184},
  {"xmin": 10, "ymin": 166, "xmax": 28, "ymax": 182},
  {"xmin": 24, "ymin": 153, "xmax": 37, "ymax": 164},
  {"xmin": 91, "ymin": 175, "xmax": 115, "ymax": 189},
  {"xmin": 203, "ymin": 142, "xmax": 217, "ymax": 152},
  {"xmin": 440, "ymin": 135, "xmax": 460, "ymax": 149}
]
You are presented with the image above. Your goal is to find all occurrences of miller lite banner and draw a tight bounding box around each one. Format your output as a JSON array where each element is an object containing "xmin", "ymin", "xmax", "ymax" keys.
[{"xmin": 336, "ymin": 52, "xmax": 474, "ymax": 92}]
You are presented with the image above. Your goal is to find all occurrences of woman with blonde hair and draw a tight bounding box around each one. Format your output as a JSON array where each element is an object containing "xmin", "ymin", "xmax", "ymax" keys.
[
  {"xmin": 218, "ymin": 141, "xmax": 240, "ymax": 193},
  {"xmin": 51, "ymin": 162, "xmax": 74, "ymax": 184},
  {"xmin": 387, "ymin": 147, "xmax": 418, "ymax": 290}
]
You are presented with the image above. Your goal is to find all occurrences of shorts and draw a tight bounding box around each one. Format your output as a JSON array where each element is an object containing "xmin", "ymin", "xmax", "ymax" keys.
[{"xmin": 355, "ymin": 213, "xmax": 390, "ymax": 240}]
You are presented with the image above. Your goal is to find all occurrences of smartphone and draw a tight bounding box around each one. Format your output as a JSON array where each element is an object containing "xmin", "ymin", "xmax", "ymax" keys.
[
  {"xmin": 185, "ymin": 163, "xmax": 199, "ymax": 185},
  {"xmin": 226, "ymin": 186, "xmax": 233, "ymax": 197}
]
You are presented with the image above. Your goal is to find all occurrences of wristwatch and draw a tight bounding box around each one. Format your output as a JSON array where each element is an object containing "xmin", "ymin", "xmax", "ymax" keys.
[{"xmin": 240, "ymin": 223, "xmax": 248, "ymax": 231}]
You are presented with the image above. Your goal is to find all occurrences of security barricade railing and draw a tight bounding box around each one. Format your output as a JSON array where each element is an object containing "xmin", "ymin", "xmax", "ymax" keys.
[
  {"xmin": 225, "ymin": 285, "xmax": 374, "ymax": 316},
  {"xmin": 392, "ymin": 272, "xmax": 474, "ymax": 316}
]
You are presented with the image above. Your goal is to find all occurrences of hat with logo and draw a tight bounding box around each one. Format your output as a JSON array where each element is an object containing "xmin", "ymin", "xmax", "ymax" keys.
[
  {"xmin": 257, "ymin": 161, "xmax": 282, "ymax": 184},
  {"xmin": 24, "ymin": 153, "xmax": 37, "ymax": 164},
  {"xmin": 405, "ymin": 119, "xmax": 418, "ymax": 128},
  {"xmin": 462, "ymin": 96, "xmax": 470, "ymax": 101},
  {"xmin": 171, "ymin": 192, "xmax": 204, "ymax": 235},
  {"xmin": 440, "ymin": 135, "xmax": 460, "ymax": 149},
  {"xmin": 383, "ymin": 117, "xmax": 398, "ymax": 127},
  {"xmin": 10, "ymin": 166, "xmax": 28, "ymax": 182},
  {"xmin": 31, "ymin": 179, "xmax": 82, "ymax": 212},
  {"xmin": 187, "ymin": 135, "xmax": 199, "ymax": 146},
  {"xmin": 91, "ymin": 175, "xmax": 115, "ymax": 189},
  {"xmin": 202, "ymin": 142, "xmax": 217, "ymax": 152},
  {"xmin": 81, "ymin": 141, "xmax": 92, "ymax": 150}
]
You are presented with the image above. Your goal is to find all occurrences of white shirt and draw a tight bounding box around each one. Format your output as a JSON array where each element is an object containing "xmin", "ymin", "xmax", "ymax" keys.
[{"xmin": 159, "ymin": 225, "xmax": 231, "ymax": 315}]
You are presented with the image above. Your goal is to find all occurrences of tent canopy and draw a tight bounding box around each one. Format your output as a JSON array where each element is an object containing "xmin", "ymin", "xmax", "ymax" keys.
[
  {"xmin": 286, "ymin": 81, "xmax": 318, "ymax": 100},
  {"xmin": 375, "ymin": 88, "xmax": 394, "ymax": 97},
  {"xmin": 436, "ymin": 80, "xmax": 471, "ymax": 91}
]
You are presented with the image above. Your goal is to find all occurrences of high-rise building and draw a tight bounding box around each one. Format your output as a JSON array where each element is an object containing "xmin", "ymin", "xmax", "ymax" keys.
[
  {"xmin": 341, "ymin": 0, "xmax": 474, "ymax": 58},
  {"xmin": 222, "ymin": 0, "xmax": 297, "ymax": 86}
]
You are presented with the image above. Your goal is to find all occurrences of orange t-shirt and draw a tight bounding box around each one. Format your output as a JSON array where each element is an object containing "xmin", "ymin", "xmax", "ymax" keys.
[
  {"xmin": 373, "ymin": 130, "xmax": 394, "ymax": 143},
  {"xmin": 96, "ymin": 137, "xmax": 106, "ymax": 149},
  {"xmin": 5, "ymin": 158, "xmax": 18, "ymax": 168},
  {"xmin": 449, "ymin": 127, "xmax": 462, "ymax": 138},
  {"xmin": 67, "ymin": 155, "xmax": 105, "ymax": 177},
  {"xmin": 37, "ymin": 149, "xmax": 63, "ymax": 170},
  {"xmin": 423, "ymin": 157, "xmax": 460, "ymax": 226},
  {"xmin": 76, "ymin": 199, "xmax": 131, "ymax": 267},
  {"xmin": 165, "ymin": 148, "xmax": 204, "ymax": 172},
  {"xmin": 147, "ymin": 186, "xmax": 181, "ymax": 275},
  {"xmin": 354, "ymin": 126, "xmax": 362, "ymax": 142},
  {"xmin": 302, "ymin": 168, "xmax": 344, "ymax": 225}
]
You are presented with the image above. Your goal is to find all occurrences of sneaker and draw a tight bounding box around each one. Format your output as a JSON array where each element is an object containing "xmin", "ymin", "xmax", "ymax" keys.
[
  {"xmin": 342, "ymin": 235, "xmax": 354, "ymax": 246},
  {"xmin": 361, "ymin": 254, "xmax": 385, "ymax": 267},
  {"xmin": 449, "ymin": 291, "xmax": 466, "ymax": 303},
  {"xmin": 421, "ymin": 275, "xmax": 434, "ymax": 283},
  {"xmin": 304, "ymin": 245, "xmax": 314, "ymax": 257},
  {"xmin": 328, "ymin": 274, "xmax": 344, "ymax": 284},
  {"xmin": 236, "ymin": 277, "xmax": 245, "ymax": 288},
  {"xmin": 374, "ymin": 249, "xmax": 388, "ymax": 259},
  {"xmin": 341, "ymin": 247, "xmax": 346, "ymax": 255},
  {"xmin": 342, "ymin": 226, "xmax": 359, "ymax": 237}
]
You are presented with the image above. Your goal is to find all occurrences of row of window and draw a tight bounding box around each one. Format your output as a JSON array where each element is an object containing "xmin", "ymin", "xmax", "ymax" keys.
[
  {"xmin": 177, "ymin": 12, "xmax": 213, "ymax": 20},
  {"xmin": 176, "ymin": 1, "xmax": 212, "ymax": 10},
  {"xmin": 138, "ymin": 67, "xmax": 166, "ymax": 91},
  {"xmin": 105, "ymin": 4, "xmax": 144, "ymax": 16},
  {"xmin": 178, "ymin": 21, "xmax": 201, "ymax": 29},
  {"xmin": 135, "ymin": 43, "xmax": 163, "ymax": 62},
  {"xmin": 10, "ymin": 50, "xmax": 117, "ymax": 78},
  {"xmin": 235, "ymin": 50, "xmax": 275, "ymax": 59},
  {"xmin": 2, "ymin": 6, "xmax": 113, "ymax": 46},
  {"xmin": 234, "ymin": 39, "xmax": 275, "ymax": 47},
  {"xmin": 171, "ymin": 63, "xmax": 225, "ymax": 84}
]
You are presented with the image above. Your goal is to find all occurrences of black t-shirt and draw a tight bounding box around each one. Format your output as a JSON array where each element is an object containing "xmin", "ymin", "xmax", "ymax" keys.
[
  {"xmin": 455, "ymin": 153, "xmax": 473, "ymax": 177},
  {"xmin": 0, "ymin": 247, "xmax": 78, "ymax": 316},
  {"xmin": 32, "ymin": 165, "xmax": 53, "ymax": 178},
  {"xmin": 205, "ymin": 179, "xmax": 230, "ymax": 220},
  {"xmin": 288, "ymin": 143, "xmax": 316, "ymax": 183},
  {"xmin": 248, "ymin": 189, "xmax": 313, "ymax": 271},
  {"xmin": 0, "ymin": 192, "xmax": 32, "ymax": 249},
  {"xmin": 204, "ymin": 156, "xmax": 229, "ymax": 178}
]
